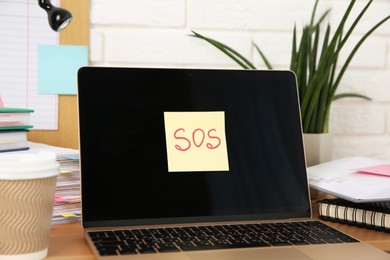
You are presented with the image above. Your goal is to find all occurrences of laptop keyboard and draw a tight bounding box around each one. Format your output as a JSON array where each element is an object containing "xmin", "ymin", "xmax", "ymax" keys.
[{"xmin": 88, "ymin": 221, "xmax": 358, "ymax": 256}]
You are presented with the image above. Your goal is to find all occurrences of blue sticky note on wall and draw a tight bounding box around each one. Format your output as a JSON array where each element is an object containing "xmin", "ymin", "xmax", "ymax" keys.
[{"xmin": 38, "ymin": 45, "xmax": 88, "ymax": 95}]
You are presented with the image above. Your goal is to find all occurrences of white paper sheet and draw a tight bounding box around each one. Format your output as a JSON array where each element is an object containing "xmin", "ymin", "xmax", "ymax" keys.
[
  {"xmin": 308, "ymin": 157, "xmax": 390, "ymax": 202},
  {"xmin": 0, "ymin": 0, "xmax": 59, "ymax": 130}
]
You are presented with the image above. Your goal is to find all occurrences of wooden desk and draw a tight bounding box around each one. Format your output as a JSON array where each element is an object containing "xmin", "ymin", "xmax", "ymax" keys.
[
  {"xmin": 46, "ymin": 203, "xmax": 390, "ymax": 259},
  {"xmin": 48, "ymin": 222, "xmax": 93, "ymax": 260}
]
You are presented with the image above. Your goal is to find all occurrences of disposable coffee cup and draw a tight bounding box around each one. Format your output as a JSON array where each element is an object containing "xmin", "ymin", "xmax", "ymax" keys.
[{"xmin": 0, "ymin": 152, "xmax": 60, "ymax": 260}]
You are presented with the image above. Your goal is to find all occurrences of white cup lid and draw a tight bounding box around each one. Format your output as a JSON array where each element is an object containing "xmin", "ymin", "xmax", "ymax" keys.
[{"xmin": 0, "ymin": 151, "xmax": 60, "ymax": 180}]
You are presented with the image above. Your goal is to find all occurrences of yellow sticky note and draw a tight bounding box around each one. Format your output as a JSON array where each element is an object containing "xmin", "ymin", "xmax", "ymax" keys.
[
  {"xmin": 61, "ymin": 213, "xmax": 77, "ymax": 218},
  {"xmin": 164, "ymin": 111, "xmax": 229, "ymax": 172}
]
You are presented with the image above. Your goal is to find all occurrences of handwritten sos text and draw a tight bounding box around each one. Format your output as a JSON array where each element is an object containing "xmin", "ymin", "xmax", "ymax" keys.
[{"xmin": 173, "ymin": 128, "xmax": 221, "ymax": 151}]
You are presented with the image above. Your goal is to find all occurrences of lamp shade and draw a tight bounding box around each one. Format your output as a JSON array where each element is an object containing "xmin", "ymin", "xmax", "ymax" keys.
[{"xmin": 38, "ymin": 0, "xmax": 72, "ymax": 32}]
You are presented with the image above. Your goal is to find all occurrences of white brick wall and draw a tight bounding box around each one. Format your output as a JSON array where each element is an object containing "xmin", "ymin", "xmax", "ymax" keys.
[
  {"xmin": 103, "ymin": 30, "xmax": 253, "ymax": 67},
  {"xmin": 89, "ymin": 0, "xmax": 390, "ymax": 160},
  {"xmin": 187, "ymin": 0, "xmax": 328, "ymax": 31},
  {"xmin": 90, "ymin": 0, "xmax": 186, "ymax": 27}
]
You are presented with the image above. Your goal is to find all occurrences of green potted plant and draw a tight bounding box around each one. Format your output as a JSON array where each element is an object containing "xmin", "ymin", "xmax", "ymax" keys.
[{"xmin": 191, "ymin": 0, "xmax": 389, "ymax": 166}]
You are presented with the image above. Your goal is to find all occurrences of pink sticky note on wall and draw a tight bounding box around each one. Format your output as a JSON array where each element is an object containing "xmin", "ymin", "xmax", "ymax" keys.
[{"xmin": 356, "ymin": 164, "xmax": 390, "ymax": 177}]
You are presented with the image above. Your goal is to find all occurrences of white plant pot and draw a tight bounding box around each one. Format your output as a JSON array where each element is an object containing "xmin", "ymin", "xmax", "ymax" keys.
[
  {"xmin": 303, "ymin": 133, "xmax": 334, "ymax": 200},
  {"xmin": 303, "ymin": 133, "xmax": 333, "ymax": 167}
]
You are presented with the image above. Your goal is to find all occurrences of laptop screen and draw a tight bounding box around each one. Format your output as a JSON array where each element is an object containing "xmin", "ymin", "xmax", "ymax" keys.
[{"xmin": 77, "ymin": 67, "xmax": 310, "ymax": 228}]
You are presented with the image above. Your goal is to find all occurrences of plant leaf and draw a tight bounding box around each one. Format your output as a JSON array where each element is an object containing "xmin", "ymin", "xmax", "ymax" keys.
[
  {"xmin": 310, "ymin": 0, "xmax": 331, "ymax": 34},
  {"xmin": 189, "ymin": 0, "xmax": 389, "ymax": 133},
  {"xmin": 295, "ymin": 27, "xmax": 310, "ymax": 105},
  {"xmin": 314, "ymin": 74, "xmax": 331, "ymax": 132},
  {"xmin": 308, "ymin": 25, "xmax": 320, "ymax": 82},
  {"xmin": 290, "ymin": 24, "xmax": 298, "ymax": 72},
  {"xmin": 333, "ymin": 93, "xmax": 371, "ymax": 101},
  {"xmin": 309, "ymin": 0, "xmax": 320, "ymax": 29},
  {"xmin": 314, "ymin": 9, "xmax": 331, "ymax": 29},
  {"xmin": 191, "ymin": 31, "xmax": 256, "ymax": 69},
  {"xmin": 337, "ymin": 0, "xmax": 373, "ymax": 52},
  {"xmin": 301, "ymin": 0, "xmax": 356, "ymax": 132},
  {"xmin": 330, "ymin": 14, "xmax": 390, "ymax": 101},
  {"xmin": 253, "ymin": 43, "xmax": 273, "ymax": 69},
  {"xmin": 328, "ymin": 27, "xmax": 343, "ymax": 92},
  {"xmin": 319, "ymin": 25, "xmax": 331, "ymax": 60}
]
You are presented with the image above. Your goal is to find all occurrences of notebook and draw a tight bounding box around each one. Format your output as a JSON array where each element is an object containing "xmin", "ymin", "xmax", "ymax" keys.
[{"xmin": 77, "ymin": 67, "xmax": 389, "ymax": 260}]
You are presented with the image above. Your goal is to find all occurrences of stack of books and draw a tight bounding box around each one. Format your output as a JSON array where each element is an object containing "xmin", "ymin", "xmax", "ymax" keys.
[
  {"xmin": 308, "ymin": 157, "xmax": 390, "ymax": 232},
  {"xmin": 0, "ymin": 107, "xmax": 34, "ymax": 152}
]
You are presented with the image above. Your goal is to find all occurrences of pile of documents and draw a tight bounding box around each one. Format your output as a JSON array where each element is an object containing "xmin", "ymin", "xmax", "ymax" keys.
[
  {"xmin": 309, "ymin": 157, "xmax": 390, "ymax": 231},
  {"xmin": 53, "ymin": 153, "xmax": 81, "ymax": 224},
  {"xmin": 308, "ymin": 157, "xmax": 390, "ymax": 203}
]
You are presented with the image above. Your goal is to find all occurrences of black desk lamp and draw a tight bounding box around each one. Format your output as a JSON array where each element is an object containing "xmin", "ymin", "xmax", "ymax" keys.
[{"xmin": 38, "ymin": 0, "xmax": 72, "ymax": 32}]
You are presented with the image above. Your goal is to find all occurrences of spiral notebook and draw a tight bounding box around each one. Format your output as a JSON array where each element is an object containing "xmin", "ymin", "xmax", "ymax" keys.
[{"xmin": 318, "ymin": 198, "xmax": 390, "ymax": 232}]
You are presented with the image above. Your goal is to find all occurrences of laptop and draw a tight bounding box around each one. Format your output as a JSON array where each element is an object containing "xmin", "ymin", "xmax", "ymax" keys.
[{"xmin": 77, "ymin": 67, "xmax": 389, "ymax": 260}]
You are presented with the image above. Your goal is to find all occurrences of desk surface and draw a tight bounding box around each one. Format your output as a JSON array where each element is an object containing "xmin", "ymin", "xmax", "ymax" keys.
[{"xmin": 46, "ymin": 203, "xmax": 390, "ymax": 259}]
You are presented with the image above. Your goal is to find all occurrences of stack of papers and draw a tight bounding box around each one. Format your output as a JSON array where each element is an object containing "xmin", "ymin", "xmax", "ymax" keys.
[
  {"xmin": 27, "ymin": 142, "xmax": 81, "ymax": 224},
  {"xmin": 308, "ymin": 157, "xmax": 390, "ymax": 203},
  {"xmin": 54, "ymin": 154, "xmax": 81, "ymax": 224}
]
